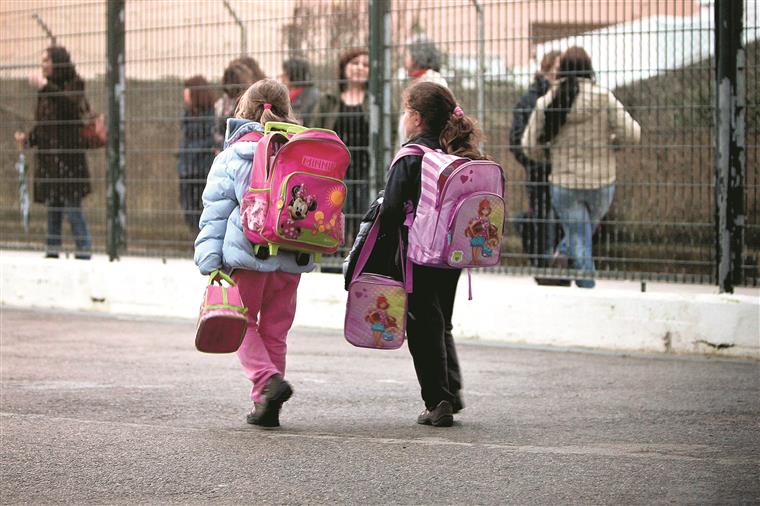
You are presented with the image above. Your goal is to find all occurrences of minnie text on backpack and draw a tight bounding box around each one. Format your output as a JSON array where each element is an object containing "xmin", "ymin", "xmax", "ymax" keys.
[
  {"xmin": 393, "ymin": 144, "xmax": 506, "ymax": 269},
  {"xmin": 240, "ymin": 122, "xmax": 351, "ymax": 263}
]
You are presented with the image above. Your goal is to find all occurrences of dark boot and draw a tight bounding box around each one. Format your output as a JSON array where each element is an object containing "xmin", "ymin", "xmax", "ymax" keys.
[{"xmin": 245, "ymin": 374, "xmax": 293, "ymax": 428}]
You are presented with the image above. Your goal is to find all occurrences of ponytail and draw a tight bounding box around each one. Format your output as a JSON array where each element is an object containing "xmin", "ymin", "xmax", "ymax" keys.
[
  {"xmin": 440, "ymin": 112, "xmax": 484, "ymax": 160},
  {"xmin": 235, "ymin": 78, "xmax": 299, "ymax": 124}
]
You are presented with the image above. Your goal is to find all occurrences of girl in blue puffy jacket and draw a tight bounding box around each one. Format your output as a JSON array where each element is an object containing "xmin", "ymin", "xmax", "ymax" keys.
[{"xmin": 194, "ymin": 79, "xmax": 313, "ymax": 428}]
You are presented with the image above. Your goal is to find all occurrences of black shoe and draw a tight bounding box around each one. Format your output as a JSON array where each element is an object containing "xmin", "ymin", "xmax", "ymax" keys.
[
  {"xmin": 246, "ymin": 374, "xmax": 293, "ymax": 428},
  {"xmin": 535, "ymin": 277, "xmax": 571, "ymax": 287},
  {"xmin": 45, "ymin": 252, "xmax": 59, "ymax": 259},
  {"xmin": 452, "ymin": 392, "xmax": 464, "ymax": 414},
  {"xmin": 417, "ymin": 400, "xmax": 454, "ymax": 427}
]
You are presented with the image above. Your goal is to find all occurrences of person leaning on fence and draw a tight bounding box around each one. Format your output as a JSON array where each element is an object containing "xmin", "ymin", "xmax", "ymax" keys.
[
  {"xmin": 194, "ymin": 79, "xmax": 314, "ymax": 429},
  {"xmin": 312, "ymin": 47, "xmax": 371, "ymax": 247},
  {"xmin": 14, "ymin": 45, "xmax": 92, "ymax": 260},
  {"xmin": 508, "ymin": 50, "xmax": 570, "ymax": 286},
  {"xmin": 363, "ymin": 82, "xmax": 484, "ymax": 427},
  {"xmin": 212, "ymin": 57, "xmax": 266, "ymax": 153},
  {"xmin": 396, "ymin": 36, "xmax": 448, "ymax": 148},
  {"xmin": 177, "ymin": 75, "xmax": 216, "ymax": 232},
  {"xmin": 280, "ymin": 57, "xmax": 321, "ymax": 125},
  {"xmin": 521, "ymin": 46, "xmax": 641, "ymax": 288}
]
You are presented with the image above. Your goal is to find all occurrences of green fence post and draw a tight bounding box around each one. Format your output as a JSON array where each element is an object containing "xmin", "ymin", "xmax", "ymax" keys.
[
  {"xmin": 715, "ymin": 0, "xmax": 746, "ymax": 293},
  {"xmin": 369, "ymin": 0, "xmax": 391, "ymax": 197},
  {"xmin": 106, "ymin": 0, "xmax": 126, "ymax": 260}
]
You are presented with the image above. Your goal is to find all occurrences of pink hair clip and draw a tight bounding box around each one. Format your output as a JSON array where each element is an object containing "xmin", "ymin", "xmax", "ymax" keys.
[
  {"xmin": 453, "ymin": 105, "xmax": 464, "ymax": 118},
  {"xmin": 263, "ymin": 103, "xmax": 272, "ymax": 110}
]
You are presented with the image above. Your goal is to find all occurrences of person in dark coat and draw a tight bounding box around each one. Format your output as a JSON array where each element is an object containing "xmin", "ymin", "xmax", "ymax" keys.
[
  {"xmin": 312, "ymin": 48, "xmax": 370, "ymax": 248},
  {"xmin": 178, "ymin": 75, "xmax": 216, "ymax": 231},
  {"xmin": 509, "ymin": 50, "xmax": 566, "ymax": 283},
  {"xmin": 280, "ymin": 57, "xmax": 321, "ymax": 125},
  {"xmin": 15, "ymin": 45, "xmax": 92, "ymax": 259},
  {"xmin": 365, "ymin": 82, "xmax": 485, "ymax": 427}
]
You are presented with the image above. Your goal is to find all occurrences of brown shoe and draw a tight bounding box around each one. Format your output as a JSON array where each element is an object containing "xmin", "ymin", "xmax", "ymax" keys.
[{"xmin": 417, "ymin": 400, "xmax": 454, "ymax": 427}]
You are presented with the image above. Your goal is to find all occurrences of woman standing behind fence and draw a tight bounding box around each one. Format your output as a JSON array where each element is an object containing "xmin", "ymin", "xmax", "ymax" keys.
[
  {"xmin": 312, "ymin": 48, "xmax": 370, "ymax": 246},
  {"xmin": 280, "ymin": 57, "xmax": 321, "ymax": 125},
  {"xmin": 14, "ymin": 46, "xmax": 92, "ymax": 259},
  {"xmin": 212, "ymin": 57, "xmax": 266, "ymax": 153},
  {"xmin": 178, "ymin": 75, "xmax": 216, "ymax": 231},
  {"xmin": 522, "ymin": 46, "xmax": 641, "ymax": 288}
]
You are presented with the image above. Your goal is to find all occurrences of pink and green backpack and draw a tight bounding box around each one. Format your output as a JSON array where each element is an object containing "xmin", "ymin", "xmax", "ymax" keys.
[{"xmin": 240, "ymin": 122, "xmax": 351, "ymax": 263}]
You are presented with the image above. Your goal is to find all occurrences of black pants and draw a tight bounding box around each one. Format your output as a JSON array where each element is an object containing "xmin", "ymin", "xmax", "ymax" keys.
[
  {"xmin": 406, "ymin": 265, "xmax": 462, "ymax": 409},
  {"xmin": 525, "ymin": 169, "xmax": 559, "ymax": 267}
]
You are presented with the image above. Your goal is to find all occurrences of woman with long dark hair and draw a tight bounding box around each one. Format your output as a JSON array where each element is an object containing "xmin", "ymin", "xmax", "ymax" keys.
[
  {"xmin": 522, "ymin": 47, "xmax": 640, "ymax": 288},
  {"xmin": 14, "ymin": 45, "xmax": 92, "ymax": 259}
]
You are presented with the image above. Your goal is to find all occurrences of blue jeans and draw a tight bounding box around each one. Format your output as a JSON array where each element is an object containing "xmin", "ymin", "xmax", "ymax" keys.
[
  {"xmin": 551, "ymin": 184, "xmax": 615, "ymax": 288},
  {"xmin": 47, "ymin": 202, "xmax": 92, "ymax": 258}
]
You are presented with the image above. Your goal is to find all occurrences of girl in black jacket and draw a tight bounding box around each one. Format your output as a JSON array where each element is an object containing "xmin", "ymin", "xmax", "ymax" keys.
[{"xmin": 367, "ymin": 81, "xmax": 485, "ymax": 427}]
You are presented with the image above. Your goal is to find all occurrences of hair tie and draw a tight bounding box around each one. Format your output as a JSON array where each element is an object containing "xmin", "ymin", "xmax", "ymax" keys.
[
  {"xmin": 453, "ymin": 105, "xmax": 464, "ymax": 118},
  {"xmin": 263, "ymin": 103, "xmax": 272, "ymax": 110}
]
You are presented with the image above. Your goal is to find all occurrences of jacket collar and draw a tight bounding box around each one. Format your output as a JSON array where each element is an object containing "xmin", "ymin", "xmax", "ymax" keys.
[{"xmin": 224, "ymin": 119, "xmax": 264, "ymax": 149}]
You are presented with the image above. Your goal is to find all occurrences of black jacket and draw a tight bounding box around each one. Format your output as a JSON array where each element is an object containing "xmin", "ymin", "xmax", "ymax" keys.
[
  {"xmin": 509, "ymin": 77, "xmax": 551, "ymax": 177},
  {"xmin": 363, "ymin": 135, "xmax": 441, "ymax": 278}
]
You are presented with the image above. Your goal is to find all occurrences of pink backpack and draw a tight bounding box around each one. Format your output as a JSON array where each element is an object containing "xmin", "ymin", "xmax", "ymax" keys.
[
  {"xmin": 240, "ymin": 122, "xmax": 350, "ymax": 263},
  {"xmin": 344, "ymin": 215, "xmax": 411, "ymax": 350},
  {"xmin": 392, "ymin": 144, "xmax": 506, "ymax": 269},
  {"xmin": 195, "ymin": 270, "xmax": 248, "ymax": 353}
]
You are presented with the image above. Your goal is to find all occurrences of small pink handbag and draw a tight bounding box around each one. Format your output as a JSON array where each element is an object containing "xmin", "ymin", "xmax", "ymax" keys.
[
  {"xmin": 195, "ymin": 270, "xmax": 248, "ymax": 353},
  {"xmin": 344, "ymin": 216, "xmax": 411, "ymax": 350}
]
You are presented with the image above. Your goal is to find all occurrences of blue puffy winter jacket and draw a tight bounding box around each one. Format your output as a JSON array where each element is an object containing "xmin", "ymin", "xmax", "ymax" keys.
[{"xmin": 193, "ymin": 118, "xmax": 317, "ymax": 275}]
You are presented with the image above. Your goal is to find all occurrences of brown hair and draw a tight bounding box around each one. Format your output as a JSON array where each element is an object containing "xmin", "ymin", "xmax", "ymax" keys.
[
  {"xmin": 540, "ymin": 46, "xmax": 595, "ymax": 144},
  {"xmin": 338, "ymin": 48, "xmax": 369, "ymax": 92},
  {"xmin": 184, "ymin": 74, "xmax": 216, "ymax": 114},
  {"xmin": 222, "ymin": 63, "xmax": 254, "ymax": 100},
  {"xmin": 234, "ymin": 78, "xmax": 298, "ymax": 124},
  {"xmin": 404, "ymin": 81, "xmax": 484, "ymax": 160},
  {"xmin": 231, "ymin": 56, "xmax": 266, "ymax": 82},
  {"xmin": 536, "ymin": 50, "xmax": 561, "ymax": 80}
]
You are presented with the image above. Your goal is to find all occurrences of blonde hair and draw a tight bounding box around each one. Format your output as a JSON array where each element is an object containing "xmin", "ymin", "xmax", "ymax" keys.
[{"xmin": 234, "ymin": 78, "xmax": 299, "ymax": 124}]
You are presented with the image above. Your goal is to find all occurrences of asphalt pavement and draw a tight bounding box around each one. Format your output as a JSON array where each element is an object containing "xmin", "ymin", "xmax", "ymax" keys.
[{"xmin": 1, "ymin": 307, "xmax": 758, "ymax": 504}]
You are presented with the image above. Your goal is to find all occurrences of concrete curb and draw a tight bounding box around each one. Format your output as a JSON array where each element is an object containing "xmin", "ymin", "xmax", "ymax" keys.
[{"xmin": 1, "ymin": 250, "xmax": 758, "ymax": 359}]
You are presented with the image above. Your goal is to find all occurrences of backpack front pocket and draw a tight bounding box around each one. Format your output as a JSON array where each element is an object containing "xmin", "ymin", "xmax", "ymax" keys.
[
  {"xmin": 444, "ymin": 192, "xmax": 505, "ymax": 268},
  {"xmin": 274, "ymin": 172, "xmax": 347, "ymax": 250},
  {"xmin": 241, "ymin": 189, "xmax": 270, "ymax": 241}
]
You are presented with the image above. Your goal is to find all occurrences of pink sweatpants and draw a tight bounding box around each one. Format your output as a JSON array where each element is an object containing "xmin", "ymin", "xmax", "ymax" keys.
[{"xmin": 231, "ymin": 269, "xmax": 301, "ymax": 403}]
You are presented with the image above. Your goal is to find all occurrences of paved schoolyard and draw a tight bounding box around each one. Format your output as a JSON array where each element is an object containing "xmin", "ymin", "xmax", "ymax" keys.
[{"xmin": 1, "ymin": 307, "xmax": 758, "ymax": 504}]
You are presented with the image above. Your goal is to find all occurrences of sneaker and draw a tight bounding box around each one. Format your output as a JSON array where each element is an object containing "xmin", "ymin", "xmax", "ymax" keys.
[
  {"xmin": 417, "ymin": 400, "xmax": 454, "ymax": 427},
  {"xmin": 245, "ymin": 374, "xmax": 293, "ymax": 428},
  {"xmin": 452, "ymin": 392, "xmax": 464, "ymax": 414}
]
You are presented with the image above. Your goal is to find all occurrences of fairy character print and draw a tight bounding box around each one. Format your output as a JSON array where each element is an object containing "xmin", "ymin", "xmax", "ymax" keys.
[
  {"xmin": 464, "ymin": 199, "xmax": 497, "ymax": 265},
  {"xmin": 365, "ymin": 295, "xmax": 398, "ymax": 347},
  {"xmin": 280, "ymin": 184, "xmax": 317, "ymax": 239}
]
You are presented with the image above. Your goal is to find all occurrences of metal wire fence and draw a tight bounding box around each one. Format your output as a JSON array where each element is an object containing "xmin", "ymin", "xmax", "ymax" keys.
[{"xmin": 0, "ymin": 0, "xmax": 756, "ymax": 288}]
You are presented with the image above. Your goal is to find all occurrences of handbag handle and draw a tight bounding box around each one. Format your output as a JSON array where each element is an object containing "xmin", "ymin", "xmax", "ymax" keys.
[
  {"xmin": 351, "ymin": 213, "xmax": 413, "ymax": 294},
  {"xmin": 208, "ymin": 269, "xmax": 236, "ymax": 286}
]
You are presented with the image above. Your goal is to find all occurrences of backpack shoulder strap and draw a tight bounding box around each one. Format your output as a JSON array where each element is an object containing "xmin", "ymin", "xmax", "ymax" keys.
[
  {"xmin": 233, "ymin": 131, "xmax": 264, "ymax": 144},
  {"xmin": 390, "ymin": 143, "xmax": 430, "ymax": 169}
]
